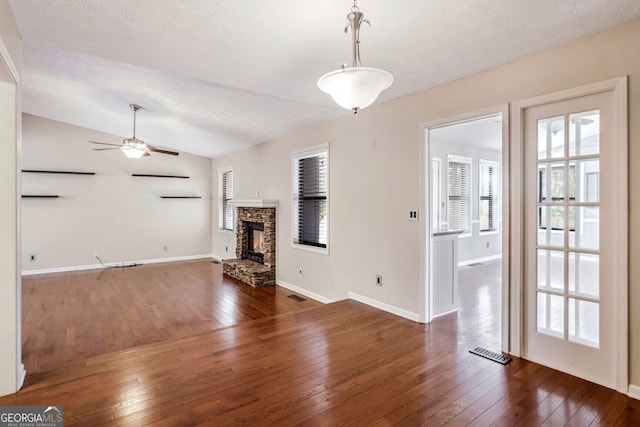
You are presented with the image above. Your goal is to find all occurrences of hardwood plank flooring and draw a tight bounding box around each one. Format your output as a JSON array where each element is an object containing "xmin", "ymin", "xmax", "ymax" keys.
[
  {"xmin": 456, "ymin": 260, "xmax": 502, "ymax": 350},
  {"xmin": 5, "ymin": 259, "xmax": 639, "ymax": 425},
  {"xmin": 21, "ymin": 260, "xmax": 320, "ymax": 374}
]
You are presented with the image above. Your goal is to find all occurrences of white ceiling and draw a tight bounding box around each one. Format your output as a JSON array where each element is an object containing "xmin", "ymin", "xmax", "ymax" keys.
[
  {"xmin": 8, "ymin": 0, "xmax": 640, "ymax": 158},
  {"xmin": 429, "ymin": 114, "xmax": 503, "ymax": 152}
]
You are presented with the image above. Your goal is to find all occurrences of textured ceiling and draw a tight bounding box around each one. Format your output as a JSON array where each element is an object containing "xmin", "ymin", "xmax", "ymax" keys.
[{"xmin": 8, "ymin": 0, "xmax": 640, "ymax": 158}]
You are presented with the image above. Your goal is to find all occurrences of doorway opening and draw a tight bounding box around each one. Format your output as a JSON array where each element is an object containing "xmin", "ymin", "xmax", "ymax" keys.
[{"xmin": 424, "ymin": 110, "xmax": 507, "ymax": 352}]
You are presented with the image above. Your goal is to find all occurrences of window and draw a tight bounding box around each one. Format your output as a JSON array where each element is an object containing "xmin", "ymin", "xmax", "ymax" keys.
[
  {"xmin": 218, "ymin": 167, "xmax": 233, "ymax": 231},
  {"xmin": 292, "ymin": 146, "xmax": 328, "ymax": 250},
  {"xmin": 479, "ymin": 160, "xmax": 499, "ymax": 233},
  {"xmin": 432, "ymin": 158, "xmax": 442, "ymax": 231},
  {"xmin": 538, "ymin": 164, "xmax": 575, "ymax": 231},
  {"xmin": 447, "ymin": 155, "xmax": 471, "ymax": 235}
]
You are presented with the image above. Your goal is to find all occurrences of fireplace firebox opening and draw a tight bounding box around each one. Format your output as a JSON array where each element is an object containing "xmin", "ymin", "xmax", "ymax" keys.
[{"xmin": 245, "ymin": 221, "xmax": 265, "ymax": 264}]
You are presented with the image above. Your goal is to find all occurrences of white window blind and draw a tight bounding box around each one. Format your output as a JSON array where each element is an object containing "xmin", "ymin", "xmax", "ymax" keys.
[
  {"xmin": 479, "ymin": 160, "xmax": 499, "ymax": 232},
  {"xmin": 218, "ymin": 168, "xmax": 233, "ymax": 231},
  {"xmin": 292, "ymin": 146, "xmax": 328, "ymax": 249},
  {"xmin": 447, "ymin": 156, "xmax": 471, "ymax": 234}
]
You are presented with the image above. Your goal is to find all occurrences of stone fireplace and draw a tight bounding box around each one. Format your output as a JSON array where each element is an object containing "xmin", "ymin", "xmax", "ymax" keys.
[{"xmin": 222, "ymin": 199, "xmax": 277, "ymax": 287}]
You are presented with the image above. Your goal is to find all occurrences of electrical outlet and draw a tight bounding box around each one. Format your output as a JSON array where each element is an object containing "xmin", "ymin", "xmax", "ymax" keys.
[
  {"xmin": 225, "ymin": 246, "xmax": 229, "ymax": 253},
  {"xmin": 163, "ymin": 245, "xmax": 168, "ymax": 252},
  {"xmin": 30, "ymin": 255, "xmax": 36, "ymax": 262},
  {"xmin": 299, "ymin": 268, "xmax": 303, "ymax": 277},
  {"xmin": 408, "ymin": 209, "xmax": 419, "ymax": 221},
  {"xmin": 376, "ymin": 275, "xmax": 382, "ymax": 286}
]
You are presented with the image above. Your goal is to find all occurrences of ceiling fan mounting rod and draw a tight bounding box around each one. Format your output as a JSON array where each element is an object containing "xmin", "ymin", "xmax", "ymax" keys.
[{"xmin": 130, "ymin": 104, "xmax": 141, "ymax": 138}]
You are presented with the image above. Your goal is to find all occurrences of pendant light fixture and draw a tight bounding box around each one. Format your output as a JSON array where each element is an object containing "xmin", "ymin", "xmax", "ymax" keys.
[{"xmin": 317, "ymin": 0, "xmax": 393, "ymax": 114}]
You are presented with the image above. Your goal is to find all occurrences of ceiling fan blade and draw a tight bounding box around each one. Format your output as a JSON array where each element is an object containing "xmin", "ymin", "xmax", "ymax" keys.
[
  {"xmin": 89, "ymin": 141, "xmax": 122, "ymax": 147},
  {"xmin": 92, "ymin": 147, "xmax": 121, "ymax": 151},
  {"xmin": 148, "ymin": 145, "xmax": 179, "ymax": 156}
]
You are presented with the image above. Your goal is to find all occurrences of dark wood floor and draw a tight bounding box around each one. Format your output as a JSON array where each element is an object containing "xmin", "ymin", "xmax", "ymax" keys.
[
  {"xmin": 3, "ymin": 260, "xmax": 639, "ymax": 425},
  {"xmin": 21, "ymin": 260, "xmax": 321, "ymax": 373}
]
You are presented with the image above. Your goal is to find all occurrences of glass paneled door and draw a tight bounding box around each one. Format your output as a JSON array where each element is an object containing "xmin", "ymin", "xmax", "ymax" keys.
[{"xmin": 523, "ymin": 89, "xmax": 623, "ymax": 389}]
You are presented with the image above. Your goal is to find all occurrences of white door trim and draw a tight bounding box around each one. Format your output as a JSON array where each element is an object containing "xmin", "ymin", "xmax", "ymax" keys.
[
  {"xmin": 419, "ymin": 104, "xmax": 510, "ymax": 354},
  {"xmin": 510, "ymin": 76, "xmax": 628, "ymax": 393},
  {"xmin": 0, "ymin": 45, "xmax": 24, "ymax": 394}
]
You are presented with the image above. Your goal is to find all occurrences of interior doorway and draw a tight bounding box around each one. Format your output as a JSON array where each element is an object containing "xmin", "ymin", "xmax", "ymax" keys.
[{"xmin": 423, "ymin": 108, "xmax": 508, "ymax": 353}]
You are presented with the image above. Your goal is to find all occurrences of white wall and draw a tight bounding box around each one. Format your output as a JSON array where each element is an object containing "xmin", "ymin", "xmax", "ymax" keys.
[
  {"xmin": 430, "ymin": 142, "xmax": 502, "ymax": 264},
  {"xmin": 21, "ymin": 114, "xmax": 212, "ymax": 272},
  {"xmin": 211, "ymin": 21, "xmax": 640, "ymax": 384}
]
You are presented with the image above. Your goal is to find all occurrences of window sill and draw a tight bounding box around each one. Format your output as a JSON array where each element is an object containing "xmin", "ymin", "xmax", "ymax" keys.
[
  {"xmin": 292, "ymin": 243, "xmax": 329, "ymax": 255},
  {"xmin": 479, "ymin": 230, "xmax": 500, "ymax": 236},
  {"xmin": 218, "ymin": 229, "xmax": 234, "ymax": 235}
]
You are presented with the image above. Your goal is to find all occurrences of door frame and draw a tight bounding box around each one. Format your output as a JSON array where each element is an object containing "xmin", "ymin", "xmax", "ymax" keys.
[
  {"xmin": 419, "ymin": 104, "xmax": 510, "ymax": 353},
  {"xmin": 0, "ymin": 35, "xmax": 25, "ymax": 394},
  {"xmin": 510, "ymin": 77, "xmax": 628, "ymax": 393}
]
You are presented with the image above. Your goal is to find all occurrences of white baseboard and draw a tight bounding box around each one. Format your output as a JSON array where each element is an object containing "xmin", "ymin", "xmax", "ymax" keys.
[
  {"xmin": 21, "ymin": 254, "xmax": 214, "ymax": 276},
  {"xmin": 22, "ymin": 263, "xmax": 104, "ymax": 276},
  {"xmin": 348, "ymin": 291, "xmax": 420, "ymax": 322},
  {"xmin": 276, "ymin": 280, "xmax": 333, "ymax": 304},
  {"xmin": 628, "ymin": 384, "xmax": 640, "ymax": 400},
  {"xmin": 431, "ymin": 308, "xmax": 458, "ymax": 319},
  {"xmin": 211, "ymin": 254, "xmax": 225, "ymax": 262},
  {"xmin": 458, "ymin": 254, "xmax": 502, "ymax": 267}
]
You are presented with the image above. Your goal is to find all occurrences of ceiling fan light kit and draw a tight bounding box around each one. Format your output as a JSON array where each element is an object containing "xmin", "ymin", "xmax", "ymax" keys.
[
  {"xmin": 121, "ymin": 140, "xmax": 148, "ymax": 159},
  {"xmin": 317, "ymin": 0, "xmax": 393, "ymax": 114}
]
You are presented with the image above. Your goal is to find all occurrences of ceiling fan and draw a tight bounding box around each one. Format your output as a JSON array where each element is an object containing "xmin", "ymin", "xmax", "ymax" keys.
[{"xmin": 89, "ymin": 104, "xmax": 179, "ymax": 158}]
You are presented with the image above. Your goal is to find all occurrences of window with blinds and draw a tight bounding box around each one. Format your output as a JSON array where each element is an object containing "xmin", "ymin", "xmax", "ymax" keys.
[
  {"xmin": 447, "ymin": 156, "xmax": 471, "ymax": 235},
  {"xmin": 292, "ymin": 146, "xmax": 328, "ymax": 250},
  {"xmin": 218, "ymin": 167, "xmax": 233, "ymax": 231},
  {"xmin": 479, "ymin": 160, "xmax": 499, "ymax": 233}
]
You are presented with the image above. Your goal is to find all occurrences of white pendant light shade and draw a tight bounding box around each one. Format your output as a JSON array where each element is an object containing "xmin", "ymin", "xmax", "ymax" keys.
[{"xmin": 318, "ymin": 67, "xmax": 393, "ymax": 113}]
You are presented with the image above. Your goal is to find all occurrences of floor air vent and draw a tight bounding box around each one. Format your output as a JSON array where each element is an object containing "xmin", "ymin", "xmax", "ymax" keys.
[
  {"xmin": 469, "ymin": 347, "xmax": 512, "ymax": 365},
  {"xmin": 288, "ymin": 295, "xmax": 306, "ymax": 302}
]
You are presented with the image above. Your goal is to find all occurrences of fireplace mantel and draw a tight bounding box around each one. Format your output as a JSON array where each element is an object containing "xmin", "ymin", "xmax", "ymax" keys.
[{"xmin": 228, "ymin": 199, "xmax": 278, "ymax": 208}]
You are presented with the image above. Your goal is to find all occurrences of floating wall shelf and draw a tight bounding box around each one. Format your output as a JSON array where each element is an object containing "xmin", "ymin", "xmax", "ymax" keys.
[
  {"xmin": 22, "ymin": 195, "xmax": 59, "ymax": 198},
  {"xmin": 160, "ymin": 196, "xmax": 202, "ymax": 199},
  {"xmin": 22, "ymin": 169, "xmax": 95, "ymax": 175},
  {"xmin": 132, "ymin": 174, "xmax": 189, "ymax": 179}
]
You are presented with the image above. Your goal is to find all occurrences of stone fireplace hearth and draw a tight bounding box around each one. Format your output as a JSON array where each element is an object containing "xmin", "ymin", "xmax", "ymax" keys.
[{"xmin": 222, "ymin": 199, "xmax": 277, "ymax": 287}]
